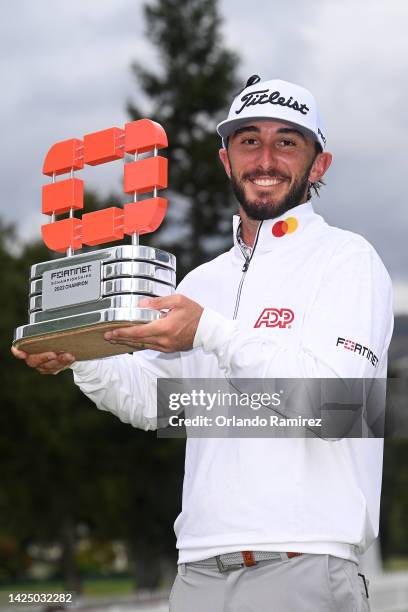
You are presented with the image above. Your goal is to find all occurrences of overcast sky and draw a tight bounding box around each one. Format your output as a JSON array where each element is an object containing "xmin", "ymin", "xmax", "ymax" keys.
[{"xmin": 2, "ymin": 0, "xmax": 407, "ymax": 312}]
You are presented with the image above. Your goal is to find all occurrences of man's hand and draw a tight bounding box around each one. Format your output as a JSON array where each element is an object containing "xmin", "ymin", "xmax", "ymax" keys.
[
  {"xmin": 10, "ymin": 294, "xmax": 203, "ymax": 371},
  {"xmin": 11, "ymin": 346, "xmax": 75, "ymax": 375},
  {"xmin": 104, "ymin": 294, "xmax": 204, "ymax": 353}
]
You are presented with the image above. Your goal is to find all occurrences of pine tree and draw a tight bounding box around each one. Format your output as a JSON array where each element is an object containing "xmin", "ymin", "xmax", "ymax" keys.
[{"xmin": 128, "ymin": 0, "xmax": 240, "ymax": 277}]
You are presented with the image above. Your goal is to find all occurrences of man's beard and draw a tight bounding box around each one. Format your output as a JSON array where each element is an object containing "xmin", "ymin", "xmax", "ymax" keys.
[{"xmin": 230, "ymin": 162, "xmax": 313, "ymax": 221}]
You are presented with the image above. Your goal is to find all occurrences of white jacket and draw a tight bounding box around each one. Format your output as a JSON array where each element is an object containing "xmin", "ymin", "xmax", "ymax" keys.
[{"xmin": 72, "ymin": 202, "xmax": 394, "ymax": 564}]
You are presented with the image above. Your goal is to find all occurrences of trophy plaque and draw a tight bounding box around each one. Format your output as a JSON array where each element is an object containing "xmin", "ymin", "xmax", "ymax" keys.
[{"xmin": 13, "ymin": 119, "xmax": 176, "ymax": 361}]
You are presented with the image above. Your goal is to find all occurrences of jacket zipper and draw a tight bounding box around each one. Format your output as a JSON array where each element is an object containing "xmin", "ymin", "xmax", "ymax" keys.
[{"xmin": 233, "ymin": 221, "xmax": 263, "ymax": 320}]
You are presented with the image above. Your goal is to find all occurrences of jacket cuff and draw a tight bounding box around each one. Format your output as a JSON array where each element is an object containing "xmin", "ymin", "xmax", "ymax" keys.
[
  {"xmin": 193, "ymin": 307, "xmax": 237, "ymax": 353},
  {"xmin": 70, "ymin": 360, "xmax": 99, "ymax": 379}
]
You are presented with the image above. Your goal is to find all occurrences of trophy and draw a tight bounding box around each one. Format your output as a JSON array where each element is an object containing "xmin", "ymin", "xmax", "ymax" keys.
[{"xmin": 13, "ymin": 119, "xmax": 176, "ymax": 361}]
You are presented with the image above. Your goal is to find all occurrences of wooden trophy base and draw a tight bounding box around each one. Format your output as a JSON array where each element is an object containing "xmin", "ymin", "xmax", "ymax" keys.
[{"xmin": 13, "ymin": 320, "xmax": 146, "ymax": 361}]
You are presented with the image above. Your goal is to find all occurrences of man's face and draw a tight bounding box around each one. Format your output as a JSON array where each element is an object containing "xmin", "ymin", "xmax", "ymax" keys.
[{"xmin": 219, "ymin": 120, "xmax": 330, "ymax": 220}]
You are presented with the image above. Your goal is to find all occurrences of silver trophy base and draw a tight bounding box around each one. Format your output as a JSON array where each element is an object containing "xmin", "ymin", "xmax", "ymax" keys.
[{"xmin": 13, "ymin": 245, "xmax": 176, "ymax": 361}]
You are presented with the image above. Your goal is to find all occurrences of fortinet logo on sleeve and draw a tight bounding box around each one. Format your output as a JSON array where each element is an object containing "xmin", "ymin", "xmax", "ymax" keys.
[
  {"xmin": 254, "ymin": 308, "xmax": 294, "ymax": 329},
  {"xmin": 336, "ymin": 337, "xmax": 379, "ymax": 367}
]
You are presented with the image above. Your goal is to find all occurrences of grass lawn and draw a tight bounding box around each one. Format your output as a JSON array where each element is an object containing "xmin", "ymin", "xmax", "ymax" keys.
[{"xmin": 384, "ymin": 556, "xmax": 408, "ymax": 572}]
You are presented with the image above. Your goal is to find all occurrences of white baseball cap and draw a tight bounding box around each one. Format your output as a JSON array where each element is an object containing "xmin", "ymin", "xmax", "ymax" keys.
[{"xmin": 217, "ymin": 76, "xmax": 327, "ymax": 150}]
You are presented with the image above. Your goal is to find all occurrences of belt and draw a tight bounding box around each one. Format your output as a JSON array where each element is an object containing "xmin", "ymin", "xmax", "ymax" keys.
[{"xmin": 191, "ymin": 551, "xmax": 302, "ymax": 573}]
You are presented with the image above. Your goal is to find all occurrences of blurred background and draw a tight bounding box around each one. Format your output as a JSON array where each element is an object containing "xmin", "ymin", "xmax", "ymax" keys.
[{"xmin": 1, "ymin": 0, "xmax": 407, "ymax": 610}]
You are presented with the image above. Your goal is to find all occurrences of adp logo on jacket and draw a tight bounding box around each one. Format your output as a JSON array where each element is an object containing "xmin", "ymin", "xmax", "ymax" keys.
[{"xmin": 254, "ymin": 308, "xmax": 294, "ymax": 329}]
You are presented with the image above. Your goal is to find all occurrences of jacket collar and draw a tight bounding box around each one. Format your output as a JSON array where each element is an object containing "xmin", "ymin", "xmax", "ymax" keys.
[{"xmin": 232, "ymin": 201, "xmax": 324, "ymax": 255}]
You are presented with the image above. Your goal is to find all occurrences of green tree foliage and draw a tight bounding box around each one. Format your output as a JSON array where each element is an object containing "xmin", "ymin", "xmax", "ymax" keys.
[
  {"xmin": 0, "ymin": 187, "xmax": 185, "ymax": 590},
  {"xmin": 0, "ymin": 212, "xmax": 112, "ymax": 591},
  {"xmin": 128, "ymin": 0, "xmax": 240, "ymax": 277}
]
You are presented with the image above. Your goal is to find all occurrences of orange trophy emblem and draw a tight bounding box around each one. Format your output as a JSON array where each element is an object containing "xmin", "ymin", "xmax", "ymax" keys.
[{"xmin": 13, "ymin": 119, "xmax": 176, "ymax": 360}]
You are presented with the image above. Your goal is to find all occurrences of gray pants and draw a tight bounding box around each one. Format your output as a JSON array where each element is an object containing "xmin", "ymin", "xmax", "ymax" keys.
[{"xmin": 170, "ymin": 554, "xmax": 370, "ymax": 611}]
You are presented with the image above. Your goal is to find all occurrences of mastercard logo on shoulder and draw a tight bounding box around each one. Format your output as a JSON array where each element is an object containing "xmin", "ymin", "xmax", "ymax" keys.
[{"xmin": 272, "ymin": 217, "xmax": 298, "ymax": 238}]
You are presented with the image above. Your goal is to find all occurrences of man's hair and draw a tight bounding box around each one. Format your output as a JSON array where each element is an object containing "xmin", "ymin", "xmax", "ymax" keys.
[{"xmin": 308, "ymin": 142, "xmax": 325, "ymax": 200}]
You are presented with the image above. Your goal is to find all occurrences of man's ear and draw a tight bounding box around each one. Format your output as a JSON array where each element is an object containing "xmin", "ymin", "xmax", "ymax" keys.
[
  {"xmin": 308, "ymin": 151, "xmax": 333, "ymax": 184},
  {"xmin": 219, "ymin": 148, "xmax": 232, "ymax": 178}
]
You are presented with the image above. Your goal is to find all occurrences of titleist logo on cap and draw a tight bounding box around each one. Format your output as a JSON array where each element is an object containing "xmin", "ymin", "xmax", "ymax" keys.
[{"xmin": 235, "ymin": 89, "xmax": 310, "ymax": 116}]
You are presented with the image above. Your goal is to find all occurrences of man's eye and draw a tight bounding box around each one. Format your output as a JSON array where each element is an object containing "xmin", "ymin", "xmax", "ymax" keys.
[
  {"xmin": 279, "ymin": 139, "xmax": 296, "ymax": 147},
  {"xmin": 242, "ymin": 138, "xmax": 258, "ymax": 145}
]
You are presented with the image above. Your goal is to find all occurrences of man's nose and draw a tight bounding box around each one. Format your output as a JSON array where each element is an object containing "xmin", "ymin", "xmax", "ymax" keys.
[{"xmin": 256, "ymin": 144, "xmax": 278, "ymax": 169}]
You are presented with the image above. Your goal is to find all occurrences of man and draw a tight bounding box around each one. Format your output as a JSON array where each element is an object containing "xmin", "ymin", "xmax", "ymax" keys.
[{"xmin": 13, "ymin": 77, "xmax": 393, "ymax": 611}]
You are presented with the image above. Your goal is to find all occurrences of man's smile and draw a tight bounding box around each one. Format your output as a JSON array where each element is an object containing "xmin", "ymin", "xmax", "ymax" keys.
[
  {"xmin": 250, "ymin": 177, "xmax": 287, "ymax": 187},
  {"xmin": 241, "ymin": 170, "xmax": 290, "ymax": 190}
]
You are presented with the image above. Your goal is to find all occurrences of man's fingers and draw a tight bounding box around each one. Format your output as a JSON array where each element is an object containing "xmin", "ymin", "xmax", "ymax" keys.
[
  {"xmin": 108, "ymin": 338, "xmax": 171, "ymax": 353},
  {"xmin": 25, "ymin": 352, "xmax": 58, "ymax": 368},
  {"xmin": 36, "ymin": 354, "xmax": 75, "ymax": 374},
  {"xmin": 55, "ymin": 352, "xmax": 74, "ymax": 363},
  {"xmin": 139, "ymin": 294, "xmax": 184, "ymax": 311},
  {"xmin": 11, "ymin": 344, "xmax": 76, "ymax": 375},
  {"xmin": 11, "ymin": 346, "xmax": 28, "ymax": 359},
  {"xmin": 25, "ymin": 352, "xmax": 75, "ymax": 370},
  {"xmin": 103, "ymin": 294, "xmax": 200, "ymax": 353},
  {"xmin": 37, "ymin": 362, "xmax": 63, "ymax": 375},
  {"xmin": 109, "ymin": 335, "xmax": 167, "ymax": 349},
  {"xmin": 104, "ymin": 319, "xmax": 169, "ymax": 342}
]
